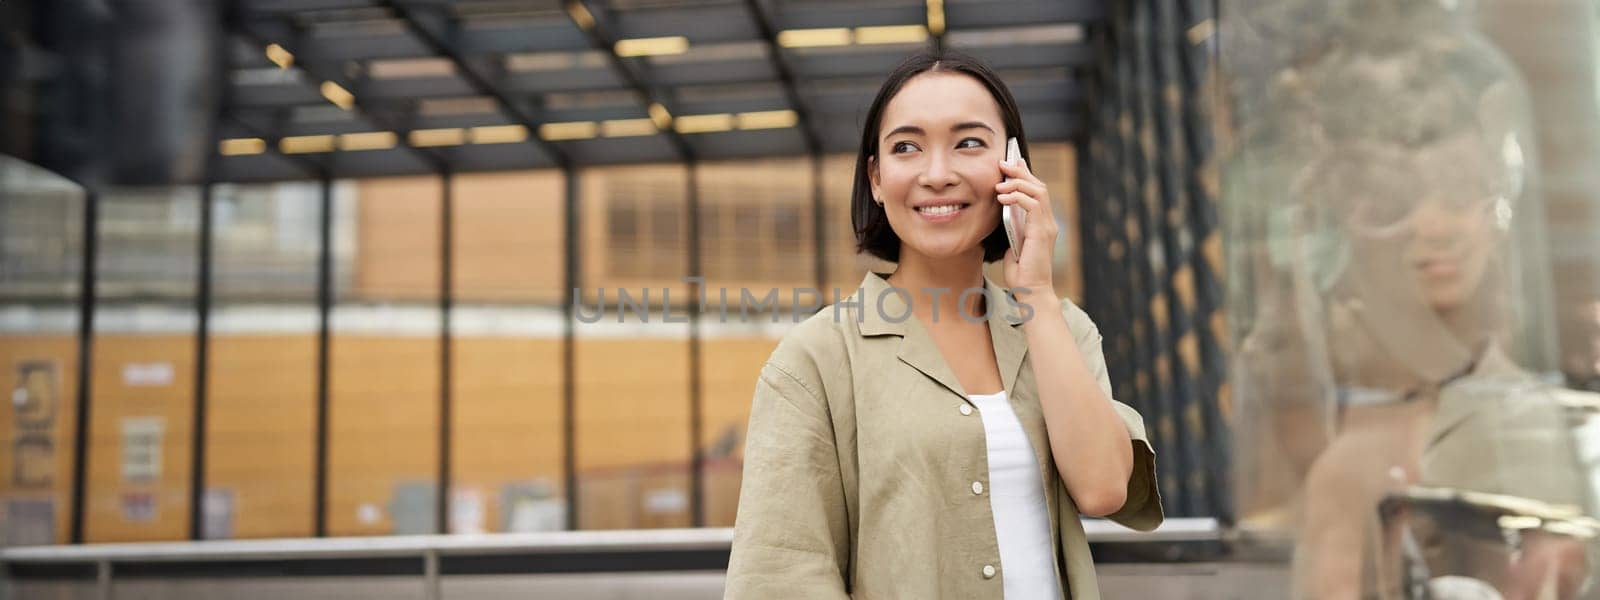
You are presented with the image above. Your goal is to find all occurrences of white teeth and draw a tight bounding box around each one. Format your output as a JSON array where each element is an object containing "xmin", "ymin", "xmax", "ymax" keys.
[{"xmin": 917, "ymin": 205, "xmax": 961, "ymax": 216}]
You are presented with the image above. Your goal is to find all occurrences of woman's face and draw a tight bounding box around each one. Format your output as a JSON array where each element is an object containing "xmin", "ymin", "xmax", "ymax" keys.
[
  {"xmin": 868, "ymin": 72, "xmax": 1007, "ymax": 262},
  {"xmin": 1399, "ymin": 194, "xmax": 1496, "ymax": 313},
  {"xmin": 1336, "ymin": 137, "xmax": 1502, "ymax": 315}
]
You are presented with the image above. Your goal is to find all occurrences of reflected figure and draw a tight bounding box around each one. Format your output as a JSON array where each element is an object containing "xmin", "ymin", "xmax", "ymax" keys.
[{"xmin": 1219, "ymin": 5, "xmax": 1600, "ymax": 598}]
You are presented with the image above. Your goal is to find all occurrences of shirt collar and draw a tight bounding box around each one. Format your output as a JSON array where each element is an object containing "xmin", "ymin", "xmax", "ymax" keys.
[{"xmin": 848, "ymin": 269, "xmax": 1031, "ymax": 398}]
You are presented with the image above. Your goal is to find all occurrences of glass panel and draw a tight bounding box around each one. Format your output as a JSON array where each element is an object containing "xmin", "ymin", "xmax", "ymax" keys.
[
  {"xmin": 0, "ymin": 156, "xmax": 84, "ymax": 546},
  {"xmin": 326, "ymin": 176, "xmax": 442, "ymax": 536},
  {"xmin": 86, "ymin": 185, "xmax": 200, "ymax": 542},
  {"xmin": 693, "ymin": 157, "xmax": 815, "ymax": 527},
  {"xmin": 204, "ymin": 181, "xmax": 320, "ymax": 539},
  {"xmin": 575, "ymin": 164, "xmax": 691, "ymax": 529},
  {"xmin": 822, "ymin": 152, "xmax": 884, "ymax": 296},
  {"xmin": 448, "ymin": 171, "xmax": 566, "ymax": 534},
  {"xmin": 1217, "ymin": 2, "xmax": 1600, "ymax": 597}
]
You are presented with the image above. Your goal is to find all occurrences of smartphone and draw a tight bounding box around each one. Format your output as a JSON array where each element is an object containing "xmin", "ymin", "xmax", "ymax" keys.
[{"xmin": 1000, "ymin": 137, "xmax": 1026, "ymax": 261}]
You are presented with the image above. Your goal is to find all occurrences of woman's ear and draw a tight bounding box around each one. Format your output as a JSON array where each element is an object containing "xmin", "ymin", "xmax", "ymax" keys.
[{"xmin": 868, "ymin": 155, "xmax": 882, "ymax": 204}]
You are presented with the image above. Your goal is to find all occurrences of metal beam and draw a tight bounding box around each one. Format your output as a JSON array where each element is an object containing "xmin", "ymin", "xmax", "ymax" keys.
[
  {"xmin": 566, "ymin": 0, "xmax": 694, "ymax": 161},
  {"xmin": 233, "ymin": 21, "xmax": 453, "ymax": 174},
  {"xmin": 226, "ymin": 110, "xmax": 333, "ymax": 179},
  {"xmin": 381, "ymin": 1, "xmax": 575, "ymax": 170},
  {"xmin": 741, "ymin": 0, "xmax": 821, "ymax": 155}
]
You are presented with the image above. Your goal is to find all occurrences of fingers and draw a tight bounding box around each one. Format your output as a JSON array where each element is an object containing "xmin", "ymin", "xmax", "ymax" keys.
[
  {"xmin": 998, "ymin": 156, "xmax": 1042, "ymax": 184},
  {"xmin": 997, "ymin": 191, "xmax": 1059, "ymax": 237},
  {"xmin": 995, "ymin": 177, "xmax": 1046, "ymax": 198},
  {"xmin": 996, "ymin": 191, "xmax": 1042, "ymax": 213}
]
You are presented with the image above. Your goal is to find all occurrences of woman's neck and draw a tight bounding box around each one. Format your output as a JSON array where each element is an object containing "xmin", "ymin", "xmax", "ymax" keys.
[{"xmin": 886, "ymin": 247, "xmax": 988, "ymax": 324}]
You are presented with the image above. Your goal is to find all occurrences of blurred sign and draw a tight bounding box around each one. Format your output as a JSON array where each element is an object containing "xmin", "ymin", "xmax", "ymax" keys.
[
  {"xmin": 120, "ymin": 417, "xmax": 164, "ymax": 483},
  {"xmin": 503, "ymin": 480, "xmax": 564, "ymax": 533},
  {"xmin": 450, "ymin": 488, "xmax": 485, "ymax": 534},
  {"xmin": 4, "ymin": 499, "xmax": 56, "ymax": 546},
  {"xmin": 391, "ymin": 482, "xmax": 435, "ymax": 535},
  {"xmin": 643, "ymin": 488, "xmax": 688, "ymax": 515},
  {"xmin": 203, "ymin": 488, "xmax": 233, "ymax": 540},
  {"xmin": 122, "ymin": 362, "xmax": 174, "ymax": 387},
  {"xmin": 120, "ymin": 491, "xmax": 156, "ymax": 523},
  {"xmin": 10, "ymin": 360, "xmax": 59, "ymax": 488}
]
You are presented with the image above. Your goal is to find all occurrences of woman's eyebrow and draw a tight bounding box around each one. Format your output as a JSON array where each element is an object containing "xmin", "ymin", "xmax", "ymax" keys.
[
  {"xmin": 951, "ymin": 121, "xmax": 996, "ymax": 134},
  {"xmin": 883, "ymin": 121, "xmax": 997, "ymax": 140}
]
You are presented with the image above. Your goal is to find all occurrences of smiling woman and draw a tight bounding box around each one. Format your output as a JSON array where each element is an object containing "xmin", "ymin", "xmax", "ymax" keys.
[{"xmin": 724, "ymin": 49, "xmax": 1162, "ymax": 600}]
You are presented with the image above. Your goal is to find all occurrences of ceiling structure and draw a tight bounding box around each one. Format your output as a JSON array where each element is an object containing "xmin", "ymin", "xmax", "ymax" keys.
[{"xmin": 218, "ymin": 0, "xmax": 1103, "ymax": 181}]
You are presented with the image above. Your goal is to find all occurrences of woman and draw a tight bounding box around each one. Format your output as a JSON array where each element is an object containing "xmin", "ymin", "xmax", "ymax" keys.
[{"xmin": 724, "ymin": 49, "xmax": 1163, "ymax": 599}]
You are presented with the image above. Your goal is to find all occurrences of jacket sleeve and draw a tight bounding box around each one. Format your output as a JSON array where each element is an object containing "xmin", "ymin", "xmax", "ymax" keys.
[
  {"xmin": 724, "ymin": 359, "xmax": 851, "ymax": 599},
  {"xmin": 1060, "ymin": 298, "xmax": 1164, "ymax": 532}
]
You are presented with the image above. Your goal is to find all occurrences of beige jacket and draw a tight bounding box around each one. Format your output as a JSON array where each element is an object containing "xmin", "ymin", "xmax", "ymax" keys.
[{"xmin": 725, "ymin": 270, "xmax": 1163, "ymax": 599}]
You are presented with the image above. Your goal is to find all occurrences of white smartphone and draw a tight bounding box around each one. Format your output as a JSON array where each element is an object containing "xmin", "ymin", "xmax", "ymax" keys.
[{"xmin": 1000, "ymin": 137, "xmax": 1026, "ymax": 261}]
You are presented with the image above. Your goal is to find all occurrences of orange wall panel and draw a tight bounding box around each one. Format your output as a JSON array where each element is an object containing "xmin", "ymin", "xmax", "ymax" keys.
[
  {"xmin": 326, "ymin": 335, "xmax": 440, "ymax": 536},
  {"xmin": 353, "ymin": 176, "xmax": 443, "ymax": 301},
  {"xmin": 0, "ymin": 335, "xmax": 80, "ymax": 544},
  {"xmin": 573, "ymin": 338, "xmax": 691, "ymax": 471},
  {"xmin": 205, "ymin": 334, "xmax": 317, "ymax": 539},
  {"xmin": 84, "ymin": 334, "xmax": 194, "ymax": 543},
  {"xmin": 450, "ymin": 172, "xmax": 565, "ymax": 304},
  {"xmin": 449, "ymin": 337, "xmax": 564, "ymax": 532}
]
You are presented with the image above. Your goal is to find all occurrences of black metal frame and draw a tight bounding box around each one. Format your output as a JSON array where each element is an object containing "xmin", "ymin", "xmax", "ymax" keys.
[
  {"xmin": 1080, "ymin": 0, "xmax": 1229, "ymax": 519},
  {"xmin": 313, "ymin": 174, "xmax": 335, "ymax": 537},
  {"xmin": 562, "ymin": 166, "xmax": 580, "ymax": 531},
  {"xmin": 437, "ymin": 169, "xmax": 454, "ymax": 535},
  {"xmin": 189, "ymin": 183, "xmax": 216, "ymax": 541},
  {"xmin": 67, "ymin": 190, "xmax": 96, "ymax": 545}
]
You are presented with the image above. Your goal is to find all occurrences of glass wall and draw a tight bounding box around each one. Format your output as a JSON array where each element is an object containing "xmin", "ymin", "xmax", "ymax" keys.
[
  {"xmin": 1218, "ymin": 1, "xmax": 1600, "ymax": 597},
  {"xmin": 326, "ymin": 176, "xmax": 443, "ymax": 536},
  {"xmin": 204, "ymin": 181, "xmax": 320, "ymax": 539},
  {"xmin": 695, "ymin": 157, "xmax": 815, "ymax": 527},
  {"xmin": 447, "ymin": 171, "xmax": 566, "ymax": 534},
  {"xmin": 86, "ymin": 185, "xmax": 200, "ymax": 542},
  {"xmin": 1, "ymin": 139, "xmax": 1091, "ymax": 541},
  {"xmin": 0, "ymin": 156, "xmax": 84, "ymax": 546},
  {"xmin": 575, "ymin": 164, "xmax": 693, "ymax": 530}
]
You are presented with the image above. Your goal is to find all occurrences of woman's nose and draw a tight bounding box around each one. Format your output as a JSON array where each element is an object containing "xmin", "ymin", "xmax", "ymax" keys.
[
  {"xmin": 1410, "ymin": 197, "xmax": 1469, "ymax": 240},
  {"xmin": 918, "ymin": 151, "xmax": 961, "ymax": 190}
]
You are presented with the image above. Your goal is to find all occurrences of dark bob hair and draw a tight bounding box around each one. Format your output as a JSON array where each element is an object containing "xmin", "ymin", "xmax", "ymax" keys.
[{"xmin": 851, "ymin": 48, "xmax": 1030, "ymax": 264}]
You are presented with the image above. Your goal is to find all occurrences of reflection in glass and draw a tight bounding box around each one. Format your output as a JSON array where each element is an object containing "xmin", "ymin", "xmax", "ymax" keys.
[{"xmin": 1218, "ymin": 2, "xmax": 1600, "ymax": 598}]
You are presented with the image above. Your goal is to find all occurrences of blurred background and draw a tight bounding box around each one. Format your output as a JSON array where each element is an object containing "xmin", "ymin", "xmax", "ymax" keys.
[{"xmin": 1, "ymin": 0, "xmax": 1598, "ymax": 598}]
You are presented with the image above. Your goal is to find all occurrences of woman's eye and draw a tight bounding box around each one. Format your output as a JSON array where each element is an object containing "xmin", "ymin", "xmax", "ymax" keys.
[
  {"xmin": 957, "ymin": 138, "xmax": 986, "ymax": 149},
  {"xmin": 891, "ymin": 141, "xmax": 919, "ymax": 154}
]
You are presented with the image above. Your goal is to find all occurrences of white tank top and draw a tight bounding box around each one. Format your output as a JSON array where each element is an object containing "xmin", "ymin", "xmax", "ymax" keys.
[{"xmin": 967, "ymin": 390, "xmax": 1063, "ymax": 599}]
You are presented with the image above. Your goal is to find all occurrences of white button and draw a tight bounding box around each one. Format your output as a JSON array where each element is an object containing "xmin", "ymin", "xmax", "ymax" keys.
[
  {"xmin": 982, "ymin": 564, "xmax": 997, "ymax": 579},
  {"xmin": 972, "ymin": 481, "xmax": 985, "ymax": 495},
  {"xmin": 959, "ymin": 404, "xmax": 973, "ymax": 416}
]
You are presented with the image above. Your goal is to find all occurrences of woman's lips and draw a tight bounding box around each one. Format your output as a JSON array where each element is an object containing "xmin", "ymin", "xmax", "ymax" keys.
[
  {"xmin": 1417, "ymin": 258, "xmax": 1461, "ymax": 278},
  {"xmin": 914, "ymin": 203, "xmax": 970, "ymax": 223}
]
